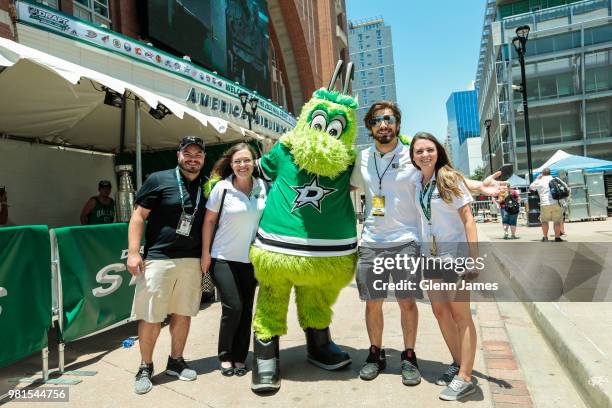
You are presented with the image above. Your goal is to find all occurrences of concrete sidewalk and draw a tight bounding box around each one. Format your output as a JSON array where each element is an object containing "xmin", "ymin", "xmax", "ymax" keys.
[
  {"xmin": 1, "ymin": 218, "xmax": 604, "ymax": 407},
  {"xmin": 1, "ymin": 285, "xmax": 496, "ymax": 407},
  {"xmin": 478, "ymin": 218, "xmax": 612, "ymax": 408}
]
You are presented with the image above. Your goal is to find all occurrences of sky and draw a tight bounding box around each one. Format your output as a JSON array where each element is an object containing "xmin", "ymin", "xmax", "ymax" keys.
[{"xmin": 345, "ymin": 0, "xmax": 486, "ymax": 141}]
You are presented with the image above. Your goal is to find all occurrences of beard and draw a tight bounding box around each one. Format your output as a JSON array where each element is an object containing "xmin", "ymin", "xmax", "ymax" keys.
[
  {"xmin": 178, "ymin": 159, "xmax": 203, "ymax": 174},
  {"xmin": 373, "ymin": 130, "xmax": 397, "ymax": 145}
]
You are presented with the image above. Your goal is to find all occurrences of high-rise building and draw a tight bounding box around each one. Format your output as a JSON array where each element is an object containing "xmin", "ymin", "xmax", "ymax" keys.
[
  {"xmin": 476, "ymin": 0, "xmax": 612, "ymax": 178},
  {"xmin": 348, "ymin": 17, "xmax": 398, "ymax": 147},
  {"xmin": 446, "ymin": 90, "xmax": 483, "ymax": 176}
]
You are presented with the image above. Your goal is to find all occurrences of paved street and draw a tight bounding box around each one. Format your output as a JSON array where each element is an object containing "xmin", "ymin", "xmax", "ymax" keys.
[{"xmin": 2, "ymin": 219, "xmax": 611, "ymax": 407}]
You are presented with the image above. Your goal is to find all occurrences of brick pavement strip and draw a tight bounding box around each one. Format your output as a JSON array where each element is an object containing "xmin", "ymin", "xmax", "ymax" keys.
[
  {"xmin": 493, "ymin": 394, "xmax": 534, "ymax": 405},
  {"xmin": 477, "ymin": 303, "xmax": 534, "ymax": 407},
  {"xmin": 494, "ymin": 403, "xmax": 533, "ymax": 408},
  {"xmin": 486, "ymin": 358, "xmax": 518, "ymax": 370}
]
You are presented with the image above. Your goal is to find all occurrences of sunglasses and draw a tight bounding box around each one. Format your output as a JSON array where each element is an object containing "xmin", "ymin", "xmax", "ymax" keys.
[{"xmin": 368, "ymin": 115, "xmax": 397, "ymax": 126}]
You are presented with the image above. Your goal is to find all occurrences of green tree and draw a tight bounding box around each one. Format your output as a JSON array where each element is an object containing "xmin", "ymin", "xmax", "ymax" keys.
[{"xmin": 471, "ymin": 165, "xmax": 485, "ymax": 181}]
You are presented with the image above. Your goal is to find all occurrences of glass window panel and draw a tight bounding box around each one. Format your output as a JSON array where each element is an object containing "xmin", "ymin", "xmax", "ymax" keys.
[
  {"xmin": 74, "ymin": 0, "xmax": 89, "ymax": 6},
  {"xmin": 74, "ymin": 6, "xmax": 92, "ymax": 22},
  {"xmin": 35, "ymin": 0, "xmax": 59, "ymax": 8},
  {"xmin": 542, "ymin": 116, "xmax": 561, "ymax": 143},
  {"xmin": 516, "ymin": 120, "xmax": 526, "ymax": 146},
  {"xmin": 598, "ymin": 66, "xmax": 612, "ymax": 91},
  {"xmin": 586, "ymin": 98, "xmax": 612, "ymax": 139},
  {"xmin": 538, "ymin": 76, "xmax": 557, "ymax": 98},
  {"xmin": 557, "ymin": 73, "xmax": 574, "ymax": 96},
  {"xmin": 586, "ymin": 112, "xmax": 602, "ymax": 138},
  {"xmin": 585, "ymin": 68, "xmax": 598, "ymax": 92},
  {"xmin": 585, "ymin": 24, "xmax": 612, "ymax": 46},
  {"xmin": 535, "ymin": 37, "xmax": 554, "ymax": 54},
  {"xmin": 94, "ymin": 3, "xmax": 109, "ymax": 18},
  {"xmin": 553, "ymin": 32, "xmax": 573, "ymax": 52},
  {"xmin": 559, "ymin": 115, "xmax": 578, "ymax": 140},
  {"xmin": 526, "ymin": 79, "xmax": 540, "ymax": 100},
  {"xmin": 531, "ymin": 117, "xmax": 544, "ymax": 145},
  {"xmin": 514, "ymin": 1, "xmax": 530, "ymax": 14}
]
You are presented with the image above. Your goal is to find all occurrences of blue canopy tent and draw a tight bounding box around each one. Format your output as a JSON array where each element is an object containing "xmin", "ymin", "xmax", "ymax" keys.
[{"xmin": 533, "ymin": 155, "xmax": 612, "ymax": 177}]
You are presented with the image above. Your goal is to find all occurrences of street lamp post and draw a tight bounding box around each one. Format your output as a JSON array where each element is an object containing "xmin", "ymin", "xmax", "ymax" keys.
[
  {"xmin": 484, "ymin": 119, "xmax": 493, "ymax": 175},
  {"xmin": 239, "ymin": 92, "xmax": 259, "ymax": 130},
  {"xmin": 512, "ymin": 25, "xmax": 540, "ymax": 226}
]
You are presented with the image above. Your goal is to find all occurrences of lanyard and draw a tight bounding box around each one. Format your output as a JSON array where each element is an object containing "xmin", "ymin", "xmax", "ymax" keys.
[
  {"xmin": 419, "ymin": 178, "xmax": 436, "ymax": 222},
  {"xmin": 175, "ymin": 167, "xmax": 201, "ymax": 214},
  {"xmin": 373, "ymin": 151, "xmax": 396, "ymax": 194}
]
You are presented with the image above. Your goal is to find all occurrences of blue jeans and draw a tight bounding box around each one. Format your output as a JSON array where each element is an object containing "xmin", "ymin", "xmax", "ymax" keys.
[{"xmin": 501, "ymin": 208, "xmax": 518, "ymax": 226}]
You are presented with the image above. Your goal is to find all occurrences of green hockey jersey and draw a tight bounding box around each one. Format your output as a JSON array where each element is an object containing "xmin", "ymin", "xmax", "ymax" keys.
[{"xmin": 254, "ymin": 142, "xmax": 357, "ymax": 257}]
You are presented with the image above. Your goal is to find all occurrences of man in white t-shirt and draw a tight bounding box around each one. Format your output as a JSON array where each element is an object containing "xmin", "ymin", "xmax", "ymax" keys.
[
  {"xmin": 350, "ymin": 102, "xmax": 422, "ymax": 385},
  {"xmin": 529, "ymin": 167, "xmax": 567, "ymax": 242},
  {"xmin": 350, "ymin": 101, "xmax": 506, "ymax": 386}
]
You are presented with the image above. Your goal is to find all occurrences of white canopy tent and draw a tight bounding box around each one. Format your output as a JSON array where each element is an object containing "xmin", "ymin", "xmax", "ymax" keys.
[
  {"xmin": 507, "ymin": 174, "xmax": 529, "ymax": 187},
  {"xmin": 0, "ymin": 38, "xmax": 262, "ymax": 186}
]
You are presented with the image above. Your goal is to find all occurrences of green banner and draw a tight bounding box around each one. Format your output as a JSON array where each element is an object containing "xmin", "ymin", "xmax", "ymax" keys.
[
  {"xmin": 55, "ymin": 223, "xmax": 136, "ymax": 343},
  {"xmin": 0, "ymin": 225, "xmax": 52, "ymax": 368}
]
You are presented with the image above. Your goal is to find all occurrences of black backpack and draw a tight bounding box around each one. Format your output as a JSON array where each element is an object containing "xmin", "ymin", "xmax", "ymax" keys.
[
  {"xmin": 504, "ymin": 195, "xmax": 520, "ymax": 215},
  {"xmin": 549, "ymin": 177, "xmax": 569, "ymax": 200}
]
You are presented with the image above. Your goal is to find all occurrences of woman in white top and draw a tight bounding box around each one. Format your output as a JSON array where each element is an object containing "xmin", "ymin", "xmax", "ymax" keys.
[
  {"xmin": 201, "ymin": 143, "xmax": 267, "ymax": 377},
  {"xmin": 409, "ymin": 132, "xmax": 478, "ymax": 401}
]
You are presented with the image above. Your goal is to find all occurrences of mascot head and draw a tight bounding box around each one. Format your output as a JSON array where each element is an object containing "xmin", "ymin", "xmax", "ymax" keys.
[{"xmin": 281, "ymin": 61, "xmax": 358, "ymax": 178}]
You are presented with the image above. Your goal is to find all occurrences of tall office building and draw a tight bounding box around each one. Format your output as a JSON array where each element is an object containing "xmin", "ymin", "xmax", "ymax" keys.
[
  {"xmin": 348, "ymin": 17, "xmax": 398, "ymax": 147},
  {"xmin": 476, "ymin": 0, "xmax": 612, "ymax": 178},
  {"xmin": 446, "ymin": 90, "xmax": 483, "ymax": 176}
]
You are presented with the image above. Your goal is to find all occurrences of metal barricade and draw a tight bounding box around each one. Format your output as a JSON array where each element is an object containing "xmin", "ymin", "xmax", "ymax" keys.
[{"xmin": 471, "ymin": 199, "xmax": 498, "ymax": 223}]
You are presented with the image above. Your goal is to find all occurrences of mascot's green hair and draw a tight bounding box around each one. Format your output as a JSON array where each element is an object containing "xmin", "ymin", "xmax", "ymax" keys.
[
  {"xmin": 310, "ymin": 89, "xmax": 358, "ymax": 110},
  {"xmin": 203, "ymin": 175, "xmax": 221, "ymax": 198},
  {"xmin": 281, "ymin": 88, "xmax": 358, "ymax": 178}
]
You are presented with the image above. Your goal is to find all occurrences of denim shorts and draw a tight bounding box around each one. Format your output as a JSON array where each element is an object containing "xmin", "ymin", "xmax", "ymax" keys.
[{"xmin": 501, "ymin": 208, "xmax": 519, "ymax": 226}]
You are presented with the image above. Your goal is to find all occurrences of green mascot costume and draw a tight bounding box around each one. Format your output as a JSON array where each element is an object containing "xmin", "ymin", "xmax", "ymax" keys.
[{"xmin": 250, "ymin": 61, "xmax": 358, "ymax": 392}]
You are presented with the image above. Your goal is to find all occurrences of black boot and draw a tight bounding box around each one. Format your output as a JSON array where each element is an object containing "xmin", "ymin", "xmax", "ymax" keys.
[
  {"xmin": 305, "ymin": 327, "xmax": 351, "ymax": 370},
  {"xmin": 251, "ymin": 335, "xmax": 281, "ymax": 393}
]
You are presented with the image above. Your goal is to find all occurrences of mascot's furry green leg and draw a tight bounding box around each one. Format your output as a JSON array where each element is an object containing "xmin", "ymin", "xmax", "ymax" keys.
[
  {"xmin": 251, "ymin": 248, "xmax": 356, "ymax": 340},
  {"xmin": 250, "ymin": 248, "xmax": 356, "ymax": 381},
  {"xmin": 249, "ymin": 61, "xmax": 359, "ymax": 393}
]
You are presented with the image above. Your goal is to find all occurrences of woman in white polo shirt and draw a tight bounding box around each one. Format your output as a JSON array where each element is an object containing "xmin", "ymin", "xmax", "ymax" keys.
[
  {"xmin": 409, "ymin": 132, "xmax": 478, "ymax": 402},
  {"xmin": 201, "ymin": 143, "xmax": 267, "ymax": 377}
]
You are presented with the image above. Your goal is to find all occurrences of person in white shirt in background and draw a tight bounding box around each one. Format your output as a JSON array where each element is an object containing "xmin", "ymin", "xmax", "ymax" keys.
[
  {"xmin": 410, "ymin": 132, "xmax": 478, "ymax": 402},
  {"xmin": 201, "ymin": 143, "xmax": 267, "ymax": 377},
  {"xmin": 529, "ymin": 167, "xmax": 567, "ymax": 242}
]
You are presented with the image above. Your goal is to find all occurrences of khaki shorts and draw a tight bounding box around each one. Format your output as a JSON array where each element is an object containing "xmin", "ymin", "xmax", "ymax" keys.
[
  {"xmin": 131, "ymin": 258, "xmax": 202, "ymax": 323},
  {"xmin": 540, "ymin": 203, "xmax": 563, "ymax": 223}
]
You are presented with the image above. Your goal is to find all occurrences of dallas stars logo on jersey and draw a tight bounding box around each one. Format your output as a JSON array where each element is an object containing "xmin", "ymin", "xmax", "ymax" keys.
[
  {"xmin": 290, "ymin": 176, "xmax": 336, "ymax": 213},
  {"xmin": 255, "ymin": 143, "xmax": 357, "ymax": 257}
]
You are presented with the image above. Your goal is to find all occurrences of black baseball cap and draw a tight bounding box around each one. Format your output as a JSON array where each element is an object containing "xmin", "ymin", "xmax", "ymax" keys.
[
  {"xmin": 99, "ymin": 180, "xmax": 112, "ymax": 188},
  {"xmin": 179, "ymin": 136, "xmax": 205, "ymax": 151}
]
